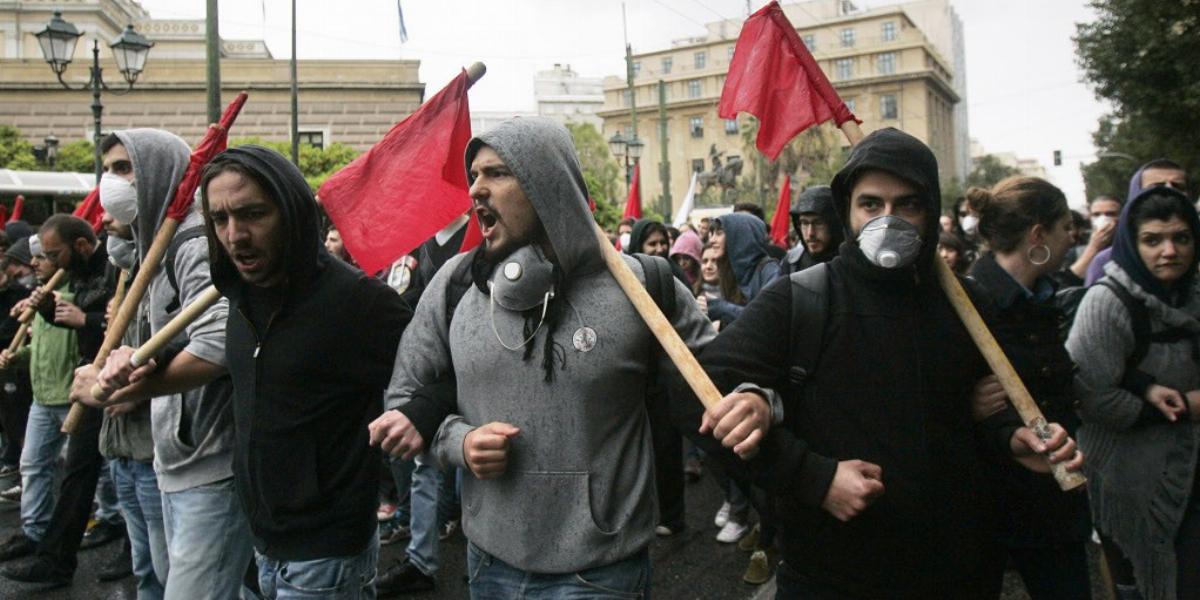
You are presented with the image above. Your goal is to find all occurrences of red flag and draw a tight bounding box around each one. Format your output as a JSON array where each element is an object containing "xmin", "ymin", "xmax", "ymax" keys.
[
  {"xmin": 167, "ymin": 92, "xmax": 249, "ymax": 222},
  {"xmin": 73, "ymin": 187, "xmax": 104, "ymax": 233},
  {"xmin": 622, "ymin": 163, "xmax": 642, "ymax": 221},
  {"xmin": 0, "ymin": 206, "xmax": 7, "ymax": 225},
  {"xmin": 770, "ymin": 177, "xmax": 791, "ymax": 248},
  {"xmin": 719, "ymin": 1, "xmax": 861, "ymax": 160},
  {"xmin": 319, "ymin": 70, "xmax": 473, "ymax": 275},
  {"xmin": 8, "ymin": 195, "xmax": 24, "ymax": 223}
]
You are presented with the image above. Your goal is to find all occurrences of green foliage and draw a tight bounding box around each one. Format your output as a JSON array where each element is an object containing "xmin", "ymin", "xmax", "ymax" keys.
[
  {"xmin": 565, "ymin": 122, "xmax": 625, "ymax": 231},
  {"xmin": 55, "ymin": 140, "xmax": 98, "ymax": 173},
  {"xmin": 737, "ymin": 117, "xmax": 847, "ymax": 210},
  {"xmin": 229, "ymin": 137, "xmax": 360, "ymax": 192},
  {"xmin": 0, "ymin": 125, "xmax": 37, "ymax": 170},
  {"xmin": 1075, "ymin": 0, "xmax": 1200, "ymax": 199},
  {"xmin": 940, "ymin": 176, "xmax": 965, "ymax": 214},
  {"xmin": 964, "ymin": 154, "xmax": 1022, "ymax": 190}
]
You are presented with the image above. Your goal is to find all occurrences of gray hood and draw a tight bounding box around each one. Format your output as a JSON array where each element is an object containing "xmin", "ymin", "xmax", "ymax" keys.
[
  {"xmin": 463, "ymin": 117, "xmax": 601, "ymax": 278},
  {"xmin": 113, "ymin": 129, "xmax": 192, "ymax": 261}
]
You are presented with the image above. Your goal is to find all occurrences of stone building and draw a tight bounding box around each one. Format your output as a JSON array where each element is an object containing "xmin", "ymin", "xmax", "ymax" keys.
[
  {"xmin": 0, "ymin": 0, "xmax": 424, "ymax": 153},
  {"xmin": 598, "ymin": 0, "xmax": 966, "ymax": 216}
]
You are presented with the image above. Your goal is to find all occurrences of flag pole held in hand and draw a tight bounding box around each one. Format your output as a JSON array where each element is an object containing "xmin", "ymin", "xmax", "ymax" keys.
[{"xmin": 62, "ymin": 92, "xmax": 250, "ymax": 434}]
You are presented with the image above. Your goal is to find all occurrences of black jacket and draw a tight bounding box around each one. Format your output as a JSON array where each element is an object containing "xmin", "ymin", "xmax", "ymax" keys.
[
  {"xmin": 207, "ymin": 146, "xmax": 412, "ymax": 560},
  {"xmin": 676, "ymin": 129, "xmax": 1021, "ymax": 598},
  {"xmin": 968, "ymin": 254, "xmax": 1091, "ymax": 547}
]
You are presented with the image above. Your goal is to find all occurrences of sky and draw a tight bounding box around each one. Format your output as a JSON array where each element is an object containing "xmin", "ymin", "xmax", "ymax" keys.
[{"xmin": 137, "ymin": 0, "xmax": 1111, "ymax": 206}]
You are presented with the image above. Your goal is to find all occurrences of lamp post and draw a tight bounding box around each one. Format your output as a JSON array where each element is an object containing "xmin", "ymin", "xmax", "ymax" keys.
[
  {"xmin": 44, "ymin": 135, "xmax": 59, "ymax": 169},
  {"xmin": 35, "ymin": 12, "xmax": 153, "ymax": 182},
  {"xmin": 607, "ymin": 131, "xmax": 644, "ymax": 190}
]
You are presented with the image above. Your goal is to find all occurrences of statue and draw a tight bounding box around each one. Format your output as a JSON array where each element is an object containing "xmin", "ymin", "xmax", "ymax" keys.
[{"xmin": 697, "ymin": 144, "xmax": 743, "ymax": 204}]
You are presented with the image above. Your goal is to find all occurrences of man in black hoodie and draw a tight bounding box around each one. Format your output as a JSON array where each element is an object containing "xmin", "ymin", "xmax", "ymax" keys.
[
  {"xmin": 680, "ymin": 129, "xmax": 1083, "ymax": 598},
  {"xmin": 782, "ymin": 185, "xmax": 843, "ymax": 275},
  {"xmin": 198, "ymin": 146, "xmax": 411, "ymax": 597}
]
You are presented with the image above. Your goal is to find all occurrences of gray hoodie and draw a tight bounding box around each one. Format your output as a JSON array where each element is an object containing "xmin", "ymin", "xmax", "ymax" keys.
[
  {"xmin": 385, "ymin": 117, "xmax": 715, "ymax": 574},
  {"xmin": 115, "ymin": 128, "xmax": 234, "ymax": 493}
]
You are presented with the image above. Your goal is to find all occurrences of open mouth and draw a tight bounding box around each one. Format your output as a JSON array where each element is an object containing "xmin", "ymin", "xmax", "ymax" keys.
[
  {"xmin": 475, "ymin": 205, "xmax": 499, "ymax": 238},
  {"xmin": 233, "ymin": 251, "xmax": 261, "ymax": 271}
]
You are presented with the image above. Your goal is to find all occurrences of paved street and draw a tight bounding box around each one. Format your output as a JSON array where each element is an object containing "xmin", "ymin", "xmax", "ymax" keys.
[{"xmin": 0, "ymin": 466, "xmax": 1113, "ymax": 599}]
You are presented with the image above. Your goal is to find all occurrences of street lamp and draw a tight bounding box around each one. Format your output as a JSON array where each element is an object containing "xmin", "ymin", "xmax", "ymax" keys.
[
  {"xmin": 607, "ymin": 131, "xmax": 644, "ymax": 188},
  {"xmin": 44, "ymin": 135, "xmax": 59, "ymax": 169},
  {"xmin": 35, "ymin": 11, "xmax": 153, "ymax": 181}
]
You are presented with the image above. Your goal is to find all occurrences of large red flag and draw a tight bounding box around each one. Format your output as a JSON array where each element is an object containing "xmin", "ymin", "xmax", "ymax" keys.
[
  {"xmin": 622, "ymin": 163, "xmax": 642, "ymax": 221},
  {"xmin": 319, "ymin": 70, "xmax": 473, "ymax": 274},
  {"xmin": 73, "ymin": 187, "xmax": 104, "ymax": 233},
  {"xmin": 719, "ymin": 1, "xmax": 861, "ymax": 160},
  {"xmin": 770, "ymin": 177, "xmax": 791, "ymax": 248}
]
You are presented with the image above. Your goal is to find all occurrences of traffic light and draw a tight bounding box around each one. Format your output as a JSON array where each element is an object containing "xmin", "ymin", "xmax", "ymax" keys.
[{"xmin": 1053, "ymin": 150, "xmax": 1062, "ymax": 166}]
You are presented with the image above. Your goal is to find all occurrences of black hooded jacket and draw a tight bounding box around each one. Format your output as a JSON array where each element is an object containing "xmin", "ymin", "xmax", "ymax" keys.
[
  {"xmin": 680, "ymin": 129, "xmax": 1019, "ymax": 597},
  {"xmin": 204, "ymin": 146, "xmax": 412, "ymax": 560},
  {"xmin": 783, "ymin": 185, "xmax": 844, "ymax": 274}
]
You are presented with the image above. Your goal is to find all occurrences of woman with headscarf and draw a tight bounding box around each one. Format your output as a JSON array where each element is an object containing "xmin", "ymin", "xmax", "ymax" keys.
[{"xmin": 1067, "ymin": 186, "xmax": 1200, "ymax": 600}]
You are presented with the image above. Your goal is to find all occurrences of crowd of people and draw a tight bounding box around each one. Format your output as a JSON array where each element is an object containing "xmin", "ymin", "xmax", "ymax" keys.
[{"xmin": 0, "ymin": 117, "xmax": 1191, "ymax": 600}]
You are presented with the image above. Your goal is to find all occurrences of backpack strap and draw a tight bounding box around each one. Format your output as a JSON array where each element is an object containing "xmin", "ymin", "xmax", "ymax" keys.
[
  {"xmin": 787, "ymin": 263, "xmax": 830, "ymax": 385},
  {"xmin": 1096, "ymin": 280, "xmax": 1152, "ymax": 368},
  {"xmin": 633, "ymin": 253, "xmax": 675, "ymax": 320},
  {"xmin": 164, "ymin": 225, "xmax": 208, "ymax": 313}
]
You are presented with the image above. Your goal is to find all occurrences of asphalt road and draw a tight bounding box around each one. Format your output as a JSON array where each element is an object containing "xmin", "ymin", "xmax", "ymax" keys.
[{"xmin": 0, "ymin": 466, "xmax": 1113, "ymax": 599}]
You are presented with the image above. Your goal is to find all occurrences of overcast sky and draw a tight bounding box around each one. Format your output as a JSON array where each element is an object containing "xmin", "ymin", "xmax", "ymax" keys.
[{"xmin": 138, "ymin": 0, "xmax": 1110, "ymax": 205}]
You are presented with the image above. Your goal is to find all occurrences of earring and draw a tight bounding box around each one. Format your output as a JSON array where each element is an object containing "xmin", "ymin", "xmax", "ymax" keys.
[{"xmin": 1027, "ymin": 244, "xmax": 1051, "ymax": 266}]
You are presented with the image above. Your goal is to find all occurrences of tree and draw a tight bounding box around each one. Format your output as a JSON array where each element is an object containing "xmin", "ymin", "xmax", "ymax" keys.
[
  {"xmin": 0, "ymin": 125, "xmax": 37, "ymax": 171},
  {"xmin": 1075, "ymin": 0, "xmax": 1200, "ymax": 198},
  {"xmin": 229, "ymin": 137, "xmax": 359, "ymax": 192},
  {"xmin": 565, "ymin": 122, "xmax": 624, "ymax": 231},
  {"xmin": 965, "ymin": 154, "xmax": 1021, "ymax": 190},
  {"xmin": 736, "ymin": 117, "xmax": 847, "ymax": 213},
  {"xmin": 54, "ymin": 140, "xmax": 97, "ymax": 173}
]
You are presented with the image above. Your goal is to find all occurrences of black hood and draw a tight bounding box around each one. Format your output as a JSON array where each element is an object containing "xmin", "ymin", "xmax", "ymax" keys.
[
  {"xmin": 831, "ymin": 128, "xmax": 942, "ymax": 277},
  {"xmin": 790, "ymin": 185, "xmax": 843, "ymax": 259},
  {"xmin": 201, "ymin": 145, "xmax": 328, "ymax": 300},
  {"xmin": 626, "ymin": 218, "xmax": 667, "ymax": 256}
]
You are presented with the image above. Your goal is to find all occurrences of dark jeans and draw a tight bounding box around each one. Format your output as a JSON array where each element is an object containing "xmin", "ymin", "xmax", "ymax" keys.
[
  {"xmin": 0, "ymin": 373, "xmax": 32, "ymax": 466},
  {"xmin": 646, "ymin": 387, "xmax": 684, "ymax": 528},
  {"xmin": 467, "ymin": 542, "xmax": 650, "ymax": 599},
  {"xmin": 1008, "ymin": 543, "xmax": 1092, "ymax": 600},
  {"xmin": 34, "ymin": 405, "xmax": 103, "ymax": 573}
]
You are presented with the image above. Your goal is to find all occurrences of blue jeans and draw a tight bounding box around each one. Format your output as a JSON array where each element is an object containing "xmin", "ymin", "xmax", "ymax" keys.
[
  {"xmin": 405, "ymin": 452, "xmax": 441, "ymax": 576},
  {"xmin": 161, "ymin": 478, "xmax": 254, "ymax": 600},
  {"xmin": 256, "ymin": 534, "xmax": 378, "ymax": 599},
  {"xmin": 387, "ymin": 456, "xmax": 412, "ymax": 525},
  {"xmin": 95, "ymin": 459, "xmax": 121, "ymax": 522},
  {"xmin": 466, "ymin": 542, "xmax": 650, "ymax": 599},
  {"xmin": 19, "ymin": 403, "xmax": 69, "ymax": 541},
  {"xmin": 111, "ymin": 458, "xmax": 167, "ymax": 600}
]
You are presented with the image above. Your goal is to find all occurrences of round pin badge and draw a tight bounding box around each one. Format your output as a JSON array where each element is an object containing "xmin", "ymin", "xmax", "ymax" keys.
[{"xmin": 572, "ymin": 326, "xmax": 597, "ymax": 352}]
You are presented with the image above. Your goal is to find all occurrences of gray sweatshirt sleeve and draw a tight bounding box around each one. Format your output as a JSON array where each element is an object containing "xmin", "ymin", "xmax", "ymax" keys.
[
  {"xmin": 383, "ymin": 253, "xmax": 472, "ymax": 470},
  {"xmin": 174, "ymin": 237, "xmax": 229, "ymax": 367},
  {"xmin": 1066, "ymin": 284, "xmax": 1143, "ymax": 430}
]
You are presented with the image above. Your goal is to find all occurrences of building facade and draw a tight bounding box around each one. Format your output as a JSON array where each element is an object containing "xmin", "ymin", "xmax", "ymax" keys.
[
  {"xmin": 533, "ymin": 64, "xmax": 604, "ymax": 128},
  {"xmin": 598, "ymin": 0, "xmax": 965, "ymax": 217},
  {"xmin": 0, "ymin": 0, "xmax": 424, "ymax": 153}
]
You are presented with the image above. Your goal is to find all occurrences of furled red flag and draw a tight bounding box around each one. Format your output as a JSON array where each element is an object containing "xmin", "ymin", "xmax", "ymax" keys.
[
  {"xmin": 622, "ymin": 163, "xmax": 642, "ymax": 221},
  {"xmin": 8, "ymin": 195, "xmax": 24, "ymax": 223},
  {"xmin": 719, "ymin": 1, "xmax": 862, "ymax": 160},
  {"xmin": 73, "ymin": 187, "xmax": 104, "ymax": 233},
  {"xmin": 319, "ymin": 69, "xmax": 473, "ymax": 275},
  {"xmin": 770, "ymin": 177, "xmax": 792, "ymax": 248},
  {"xmin": 167, "ymin": 92, "xmax": 249, "ymax": 222}
]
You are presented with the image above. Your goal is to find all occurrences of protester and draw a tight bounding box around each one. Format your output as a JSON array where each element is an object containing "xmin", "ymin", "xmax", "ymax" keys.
[
  {"xmin": 1067, "ymin": 186, "xmax": 1200, "ymax": 600},
  {"xmin": 616, "ymin": 217, "xmax": 635, "ymax": 251},
  {"xmin": 782, "ymin": 185, "xmax": 843, "ymax": 275},
  {"xmin": 201, "ymin": 145, "xmax": 411, "ymax": 597},
  {"xmin": 1066, "ymin": 194, "xmax": 1121, "ymax": 283},
  {"xmin": 676, "ymin": 128, "xmax": 1083, "ymax": 598},
  {"xmin": 966, "ymin": 177, "xmax": 1092, "ymax": 599},
  {"xmin": 703, "ymin": 212, "xmax": 781, "ymax": 325},
  {"xmin": 1085, "ymin": 159, "xmax": 1190, "ymax": 286},
  {"xmin": 367, "ymin": 117, "xmax": 758, "ymax": 598},
  {"xmin": 325, "ymin": 226, "xmax": 353, "ymax": 263},
  {"xmin": 937, "ymin": 231, "xmax": 970, "ymax": 274},
  {"xmin": 1, "ymin": 214, "xmax": 116, "ymax": 587},
  {"xmin": 734, "ymin": 202, "xmax": 786, "ymax": 260},
  {"xmin": 670, "ymin": 230, "xmax": 703, "ymax": 286},
  {"xmin": 0, "ymin": 239, "xmax": 32, "ymax": 478},
  {"xmin": 76, "ymin": 129, "xmax": 248, "ymax": 600}
]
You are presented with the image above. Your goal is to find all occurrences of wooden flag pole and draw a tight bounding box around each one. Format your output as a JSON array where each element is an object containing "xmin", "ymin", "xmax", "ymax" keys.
[
  {"xmin": 836, "ymin": 123, "xmax": 1084, "ymax": 492},
  {"xmin": 15, "ymin": 269, "xmax": 67, "ymax": 325}
]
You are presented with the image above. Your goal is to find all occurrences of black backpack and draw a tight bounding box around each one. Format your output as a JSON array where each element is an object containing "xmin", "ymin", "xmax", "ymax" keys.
[
  {"xmin": 1096, "ymin": 279, "xmax": 1195, "ymax": 370},
  {"xmin": 785, "ymin": 263, "xmax": 831, "ymax": 387},
  {"xmin": 163, "ymin": 225, "xmax": 209, "ymax": 313}
]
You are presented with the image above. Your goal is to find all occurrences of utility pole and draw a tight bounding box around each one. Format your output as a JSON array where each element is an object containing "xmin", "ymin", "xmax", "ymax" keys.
[
  {"xmin": 290, "ymin": 0, "xmax": 299, "ymax": 166},
  {"xmin": 205, "ymin": 0, "xmax": 221, "ymax": 123},
  {"xmin": 658, "ymin": 80, "xmax": 671, "ymax": 220},
  {"xmin": 623, "ymin": 4, "xmax": 637, "ymax": 141}
]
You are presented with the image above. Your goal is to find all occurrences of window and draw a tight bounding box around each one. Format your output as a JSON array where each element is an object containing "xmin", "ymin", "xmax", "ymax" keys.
[
  {"xmin": 881, "ymin": 21, "xmax": 896, "ymax": 42},
  {"xmin": 802, "ymin": 35, "xmax": 816, "ymax": 51},
  {"xmin": 878, "ymin": 52, "xmax": 896, "ymax": 75},
  {"xmin": 835, "ymin": 58, "xmax": 854, "ymax": 80},
  {"xmin": 880, "ymin": 94, "xmax": 898, "ymax": 119},
  {"xmin": 692, "ymin": 159, "xmax": 705, "ymax": 173},
  {"xmin": 622, "ymin": 90, "xmax": 632, "ymax": 107},
  {"xmin": 687, "ymin": 79, "xmax": 702, "ymax": 98},
  {"xmin": 840, "ymin": 27, "xmax": 855, "ymax": 47},
  {"xmin": 689, "ymin": 116, "xmax": 704, "ymax": 138},
  {"xmin": 662, "ymin": 56, "xmax": 673, "ymax": 74},
  {"xmin": 297, "ymin": 130, "xmax": 325, "ymax": 149},
  {"xmin": 633, "ymin": 61, "xmax": 641, "ymax": 76},
  {"xmin": 694, "ymin": 51, "xmax": 707, "ymax": 69},
  {"xmin": 724, "ymin": 119, "xmax": 739, "ymax": 134}
]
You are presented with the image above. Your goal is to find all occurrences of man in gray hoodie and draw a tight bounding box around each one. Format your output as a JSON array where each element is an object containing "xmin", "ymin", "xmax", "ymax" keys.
[
  {"xmin": 73, "ymin": 129, "xmax": 251, "ymax": 600},
  {"xmin": 369, "ymin": 117, "xmax": 773, "ymax": 596}
]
